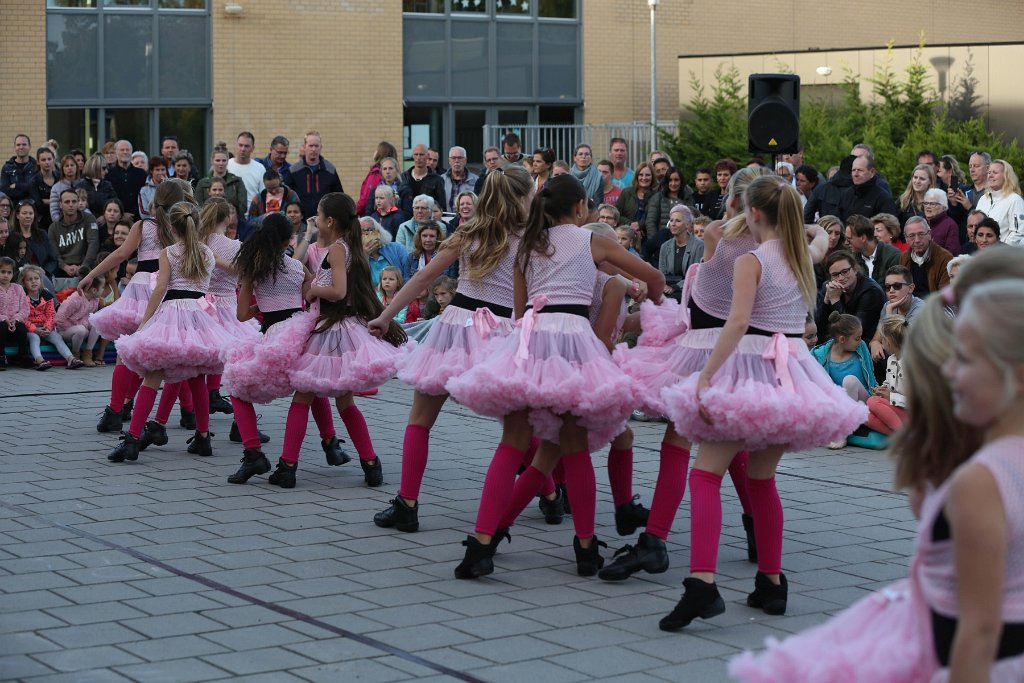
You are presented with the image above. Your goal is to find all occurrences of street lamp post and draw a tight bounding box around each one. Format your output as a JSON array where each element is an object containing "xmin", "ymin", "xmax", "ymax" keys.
[{"xmin": 649, "ymin": 0, "xmax": 658, "ymax": 153}]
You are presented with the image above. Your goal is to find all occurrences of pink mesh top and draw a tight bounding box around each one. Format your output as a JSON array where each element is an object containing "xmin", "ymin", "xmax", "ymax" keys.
[
  {"xmin": 456, "ymin": 233, "xmax": 520, "ymax": 309},
  {"xmin": 918, "ymin": 435, "xmax": 1024, "ymax": 622},
  {"xmin": 207, "ymin": 234, "xmax": 241, "ymax": 298},
  {"xmin": 253, "ymin": 256, "xmax": 305, "ymax": 313},
  {"xmin": 525, "ymin": 224, "xmax": 596, "ymax": 306},
  {"xmin": 589, "ymin": 272, "xmax": 627, "ymax": 340},
  {"xmin": 166, "ymin": 242, "xmax": 214, "ymax": 292},
  {"xmin": 691, "ymin": 229, "xmax": 758, "ymax": 321},
  {"xmin": 313, "ymin": 240, "xmax": 351, "ymax": 289},
  {"xmin": 137, "ymin": 219, "xmax": 162, "ymax": 262},
  {"xmin": 747, "ymin": 240, "xmax": 808, "ymax": 335},
  {"xmin": 304, "ymin": 242, "xmax": 329, "ymax": 275}
]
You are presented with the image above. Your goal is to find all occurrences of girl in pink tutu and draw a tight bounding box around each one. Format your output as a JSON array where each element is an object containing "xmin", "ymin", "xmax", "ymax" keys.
[
  {"xmin": 107, "ymin": 200, "xmax": 234, "ymax": 463},
  {"xmin": 268, "ymin": 192, "xmax": 406, "ymax": 489},
  {"xmin": 222, "ymin": 213, "xmax": 350, "ymax": 484},
  {"xmin": 368, "ymin": 165, "xmax": 534, "ymax": 534},
  {"xmin": 657, "ymin": 177, "xmax": 866, "ymax": 631},
  {"xmin": 445, "ymin": 174, "xmax": 666, "ymax": 579},
  {"xmin": 730, "ymin": 249, "xmax": 1024, "ymax": 682},
  {"xmin": 81, "ymin": 179, "xmax": 191, "ymax": 434}
]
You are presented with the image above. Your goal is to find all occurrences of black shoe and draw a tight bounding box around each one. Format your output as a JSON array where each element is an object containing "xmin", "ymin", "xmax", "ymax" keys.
[
  {"xmin": 538, "ymin": 490, "xmax": 565, "ymax": 524},
  {"xmin": 747, "ymin": 571, "xmax": 788, "ymax": 615},
  {"xmin": 454, "ymin": 535, "xmax": 495, "ymax": 579},
  {"xmin": 0, "ymin": 355, "xmax": 6, "ymax": 370},
  {"xmin": 659, "ymin": 577, "xmax": 726, "ymax": 631},
  {"xmin": 208, "ymin": 390, "xmax": 233, "ymax": 415},
  {"xmin": 373, "ymin": 496, "xmax": 419, "ymax": 532},
  {"xmin": 597, "ymin": 532, "xmax": 669, "ymax": 581},
  {"xmin": 322, "ymin": 437, "xmax": 351, "ymax": 466},
  {"xmin": 360, "ymin": 458, "xmax": 383, "ymax": 487},
  {"xmin": 96, "ymin": 406, "xmax": 123, "ymax": 433},
  {"xmin": 742, "ymin": 513, "xmax": 758, "ymax": 564},
  {"xmin": 139, "ymin": 421, "xmax": 168, "ymax": 451},
  {"xmin": 107, "ymin": 432, "xmax": 140, "ymax": 462},
  {"xmin": 574, "ymin": 536, "xmax": 608, "ymax": 577},
  {"xmin": 227, "ymin": 448, "xmax": 272, "ymax": 484},
  {"xmin": 228, "ymin": 420, "xmax": 270, "ymax": 444},
  {"xmin": 186, "ymin": 431, "xmax": 214, "ymax": 457},
  {"xmin": 615, "ymin": 495, "xmax": 650, "ymax": 536},
  {"xmin": 179, "ymin": 408, "xmax": 196, "ymax": 430},
  {"xmin": 556, "ymin": 483, "xmax": 572, "ymax": 515},
  {"xmin": 490, "ymin": 527, "xmax": 511, "ymax": 554},
  {"xmin": 268, "ymin": 459, "xmax": 297, "ymax": 488},
  {"xmin": 120, "ymin": 398, "xmax": 134, "ymax": 423}
]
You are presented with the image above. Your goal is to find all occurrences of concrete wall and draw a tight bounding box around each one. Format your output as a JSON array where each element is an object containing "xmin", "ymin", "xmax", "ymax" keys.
[{"xmin": 0, "ymin": 1, "xmax": 47, "ymax": 157}]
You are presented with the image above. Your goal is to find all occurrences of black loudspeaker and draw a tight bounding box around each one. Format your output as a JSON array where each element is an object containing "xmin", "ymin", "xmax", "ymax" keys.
[{"xmin": 748, "ymin": 74, "xmax": 800, "ymax": 154}]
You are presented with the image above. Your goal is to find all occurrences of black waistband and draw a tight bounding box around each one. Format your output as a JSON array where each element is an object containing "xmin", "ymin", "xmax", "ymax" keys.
[
  {"xmin": 688, "ymin": 298, "xmax": 802, "ymax": 338},
  {"xmin": 451, "ymin": 293, "xmax": 513, "ymax": 319},
  {"xmin": 261, "ymin": 307, "xmax": 300, "ymax": 332},
  {"xmin": 164, "ymin": 289, "xmax": 204, "ymax": 301},
  {"xmin": 932, "ymin": 610, "xmax": 1024, "ymax": 665},
  {"xmin": 528, "ymin": 303, "xmax": 589, "ymax": 318},
  {"xmin": 137, "ymin": 259, "xmax": 159, "ymax": 273}
]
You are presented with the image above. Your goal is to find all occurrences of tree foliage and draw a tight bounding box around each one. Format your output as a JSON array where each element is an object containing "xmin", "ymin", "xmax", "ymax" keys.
[{"xmin": 660, "ymin": 42, "xmax": 1024, "ymax": 189}]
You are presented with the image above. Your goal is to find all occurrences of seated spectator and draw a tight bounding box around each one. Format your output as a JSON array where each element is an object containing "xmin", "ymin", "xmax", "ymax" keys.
[
  {"xmin": 248, "ymin": 169, "xmax": 300, "ymax": 221},
  {"xmin": 376, "ymin": 265, "xmax": 408, "ymax": 324},
  {"xmin": 844, "ymin": 213, "xmax": 901, "ymax": 287},
  {"xmin": 946, "ymin": 254, "xmax": 972, "ymax": 283},
  {"xmin": 424, "ymin": 275, "xmax": 456, "ymax": 320},
  {"xmin": 97, "ymin": 198, "xmax": 125, "ymax": 250},
  {"xmin": 196, "ymin": 147, "xmax": 247, "ymax": 217},
  {"xmin": 870, "ymin": 212, "xmax": 906, "ymax": 252},
  {"xmin": 12, "ymin": 202, "xmax": 58, "ymax": 278},
  {"xmin": 73, "ymin": 154, "xmax": 118, "ymax": 219},
  {"xmin": 813, "ymin": 214, "xmax": 845, "ymax": 288},
  {"xmin": 865, "ymin": 315, "xmax": 909, "ymax": 436},
  {"xmin": 645, "ymin": 166, "xmax": 695, "ymax": 260},
  {"xmin": 49, "ymin": 154, "xmax": 82, "ymax": 223},
  {"xmin": 88, "ymin": 251, "xmax": 119, "ymax": 365},
  {"xmin": 811, "ymin": 311, "xmax": 878, "ymax": 448},
  {"xmin": 360, "ymin": 216, "xmax": 408, "ymax": 287},
  {"xmin": 0, "ymin": 255, "xmax": 31, "ymax": 367},
  {"xmin": 975, "ymin": 158, "xmax": 1024, "ymax": 245},
  {"xmin": 973, "ymin": 216, "xmax": 1004, "ymax": 252},
  {"xmin": 615, "ymin": 225, "xmax": 642, "ymax": 256},
  {"xmin": 395, "ymin": 195, "xmax": 439, "ymax": 250},
  {"xmin": 21, "ymin": 265, "xmax": 86, "ymax": 369},
  {"xmin": 370, "ymin": 185, "xmax": 407, "ymax": 239},
  {"xmin": 403, "ymin": 221, "xmax": 456, "ymax": 282},
  {"xmin": 49, "ymin": 189, "xmax": 99, "ymax": 288},
  {"xmin": 962, "ymin": 209, "xmax": 985, "ymax": 254},
  {"xmin": 597, "ymin": 203, "xmax": 620, "ymax": 228},
  {"xmin": 815, "ymin": 249, "xmax": 885, "ymax": 344},
  {"xmin": 922, "ymin": 187, "xmax": 960, "ymax": 256},
  {"xmin": 657, "ymin": 205, "xmax": 704, "ymax": 302},
  {"xmin": 869, "ymin": 264, "xmax": 924, "ymax": 360},
  {"xmin": 449, "ymin": 191, "xmax": 476, "ymax": 230},
  {"xmin": 899, "ymin": 216, "xmax": 952, "ymax": 295},
  {"xmin": 138, "ymin": 156, "xmax": 168, "ymax": 219},
  {"xmin": 692, "ymin": 215, "xmax": 710, "ymax": 239},
  {"xmin": 130, "ymin": 151, "xmax": 148, "ymax": 172}
]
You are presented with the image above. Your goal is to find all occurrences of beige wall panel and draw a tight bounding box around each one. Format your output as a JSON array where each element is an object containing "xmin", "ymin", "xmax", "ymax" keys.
[{"xmin": 0, "ymin": 1, "xmax": 47, "ymax": 157}]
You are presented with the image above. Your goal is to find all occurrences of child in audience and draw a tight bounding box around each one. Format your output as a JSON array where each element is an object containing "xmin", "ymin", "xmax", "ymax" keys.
[
  {"xmin": 812, "ymin": 312, "xmax": 878, "ymax": 448},
  {"xmin": 423, "ymin": 276, "xmax": 456, "ymax": 319},
  {"xmin": 0, "ymin": 256, "xmax": 31, "ymax": 368},
  {"xmin": 376, "ymin": 266, "xmax": 407, "ymax": 324},
  {"xmin": 866, "ymin": 315, "xmax": 908, "ymax": 435},
  {"xmin": 21, "ymin": 265, "xmax": 87, "ymax": 369}
]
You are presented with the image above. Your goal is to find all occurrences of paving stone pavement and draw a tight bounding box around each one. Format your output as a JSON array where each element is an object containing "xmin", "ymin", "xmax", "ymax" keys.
[{"xmin": 0, "ymin": 367, "xmax": 916, "ymax": 682}]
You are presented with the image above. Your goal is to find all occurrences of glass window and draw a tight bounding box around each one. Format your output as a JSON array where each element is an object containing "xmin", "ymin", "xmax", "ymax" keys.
[
  {"xmin": 103, "ymin": 0, "xmax": 151, "ymax": 6},
  {"xmin": 495, "ymin": 22, "xmax": 532, "ymax": 98},
  {"xmin": 495, "ymin": 0, "xmax": 529, "ymax": 15},
  {"xmin": 159, "ymin": 108, "xmax": 207, "ymax": 168},
  {"xmin": 48, "ymin": 109, "xmax": 100, "ymax": 157},
  {"xmin": 403, "ymin": 18, "xmax": 447, "ymax": 99},
  {"xmin": 403, "ymin": 106, "xmax": 443, "ymax": 164},
  {"xmin": 158, "ymin": 14, "xmax": 209, "ymax": 98},
  {"xmin": 158, "ymin": 0, "xmax": 206, "ymax": 7},
  {"xmin": 450, "ymin": 0, "xmax": 485, "ymax": 13},
  {"xmin": 104, "ymin": 14, "xmax": 153, "ymax": 99},
  {"xmin": 451, "ymin": 21, "xmax": 488, "ymax": 97},
  {"xmin": 47, "ymin": 0, "xmax": 97, "ymax": 7},
  {"xmin": 538, "ymin": 0, "xmax": 575, "ymax": 18},
  {"xmin": 403, "ymin": 0, "xmax": 445, "ymax": 11},
  {"xmin": 47, "ymin": 14, "xmax": 100, "ymax": 101},
  {"xmin": 538, "ymin": 23, "xmax": 578, "ymax": 99},
  {"xmin": 454, "ymin": 109, "xmax": 486, "ymax": 170},
  {"xmin": 104, "ymin": 109, "xmax": 150, "ymax": 156}
]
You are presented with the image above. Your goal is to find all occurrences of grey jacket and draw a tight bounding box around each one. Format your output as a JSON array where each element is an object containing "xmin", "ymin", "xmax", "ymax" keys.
[{"xmin": 658, "ymin": 235, "xmax": 705, "ymax": 293}]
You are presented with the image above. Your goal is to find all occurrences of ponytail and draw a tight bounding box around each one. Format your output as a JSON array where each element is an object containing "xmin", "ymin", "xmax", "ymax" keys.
[
  {"xmin": 827, "ymin": 311, "xmax": 861, "ymax": 340},
  {"xmin": 168, "ymin": 201, "xmax": 208, "ymax": 284},
  {"xmin": 517, "ymin": 174, "xmax": 585, "ymax": 272},
  {"xmin": 152, "ymin": 181, "xmax": 188, "ymax": 248},
  {"xmin": 234, "ymin": 212, "xmax": 291, "ymax": 286},
  {"xmin": 198, "ymin": 197, "xmax": 231, "ymax": 242}
]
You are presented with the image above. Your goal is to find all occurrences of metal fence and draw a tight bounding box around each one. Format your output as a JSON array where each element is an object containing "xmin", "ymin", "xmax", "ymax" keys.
[{"xmin": 481, "ymin": 122, "xmax": 679, "ymax": 168}]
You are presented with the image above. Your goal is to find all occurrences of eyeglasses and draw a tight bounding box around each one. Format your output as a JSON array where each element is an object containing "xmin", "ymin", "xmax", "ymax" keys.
[
  {"xmin": 905, "ymin": 232, "xmax": 929, "ymax": 241},
  {"xmin": 449, "ymin": 156, "xmax": 465, "ymax": 161},
  {"xmin": 828, "ymin": 266, "xmax": 854, "ymax": 278},
  {"xmin": 922, "ymin": 202, "xmax": 942, "ymax": 208},
  {"xmin": 885, "ymin": 282, "xmax": 908, "ymax": 291}
]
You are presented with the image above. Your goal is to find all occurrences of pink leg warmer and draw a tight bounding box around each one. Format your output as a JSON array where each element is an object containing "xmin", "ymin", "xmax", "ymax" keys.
[
  {"xmin": 231, "ymin": 398, "xmax": 263, "ymax": 450},
  {"xmin": 207, "ymin": 373, "xmax": 222, "ymax": 391},
  {"xmin": 339, "ymin": 404, "xmax": 376, "ymax": 462},
  {"xmin": 128, "ymin": 385, "xmax": 157, "ymax": 439},
  {"xmin": 688, "ymin": 468, "xmax": 724, "ymax": 574},
  {"xmin": 644, "ymin": 442, "xmax": 691, "ymax": 540},
  {"xmin": 746, "ymin": 476, "xmax": 784, "ymax": 575},
  {"xmin": 399, "ymin": 424, "xmax": 431, "ymax": 501},
  {"xmin": 109, "ymin": 364, "xmax": 138, "ymax": 411},
  {"xmin": 187, "ymin": 375, "xmax": 210, "ymax": 433},
  {"xmin": 154, "ymin": 382, "xmax": 182, "ymax": 424},
  {"xmin": 729, "ymin": 450, "xmax": 753, "ymax": 516},
  {"xmin": 561, "ymin": 452, "xmax": 596, "ymax": 540},
  {"xmin": 281, "ymin": 401, "xmax": 310, "ymax": 465},
  {"xmin": 552, "ymin": 461, "xmax": 566, "ymax": 485},
  {"xmin": 179, "ymin": 381, "xmax": 194, "ymax": 411},
  {"xmin": 607, "ymin": 446, "xmax": 634, "ymax": 507},
  {"xmin": 500, "ymin": 465, "xmax": 548, "ymax": 528},
  {"xmin": 124, "ymin": 370, "xmax": 143, "ymax": 406},
  {"xmin": 310, "ymin": 396, "xmax": 336, "ymax": 439},
  {"xmin": 474, "ymin": 443, "xmax": 525, "ymax": 536}
]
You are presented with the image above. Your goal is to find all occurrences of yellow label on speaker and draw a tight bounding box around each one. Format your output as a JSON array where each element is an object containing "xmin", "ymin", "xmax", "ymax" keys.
[{"xmin": 768, "ymin": 137, "xmax": 778, "ymax": 146}]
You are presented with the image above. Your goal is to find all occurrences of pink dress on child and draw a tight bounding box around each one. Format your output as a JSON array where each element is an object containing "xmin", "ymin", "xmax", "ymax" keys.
[
  {"xmin": 396, "ymin": 236, "xmax": 518, "ymax": 395},
  {"xmin": 207, "ymin": 233, "xmax": 260, "ymax": 357},
  {"xmin": 446, "ymin": 224, "xmax": 636, "ymax": 440},
  {"xmin": 729, "ymin": 435, "xmax": 1024, "ymax": 682},
  {"xmin": 662, "ymin": 239, "xmax": 865, "ymax": 450},
  {"xmin": 286, "ymin": 240, "xmax": 406, "ymax": 396},
  {"xmin": 90, "ymin": 218, "xmax": 161, "ymax": 339},
  {"xmin": 222, "ymin": 255, "xmax": 307, "ymax": 404},
  {"xmin": 116, "ymin": 242, "xmax": 234, "ymax": 383}
]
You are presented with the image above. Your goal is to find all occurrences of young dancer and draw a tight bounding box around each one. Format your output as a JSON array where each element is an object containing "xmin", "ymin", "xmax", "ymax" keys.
[
  {"xmin": 106, "ymin": 200, "xmax": 232, "ymax": 462},
  {"xmin": 444, "ymin": 174, "xmax": 665, "ymax": 579},
  {"xmin": 657, "ymin": 176, "xmax": 865, "ymax": 631},
  {"xmin": 369, "ymin": 166, "xmax": 533, "ymax": 533},
  {"xmin": 268, "ymin": 192, "xmax": 405, "ymax": 489}
]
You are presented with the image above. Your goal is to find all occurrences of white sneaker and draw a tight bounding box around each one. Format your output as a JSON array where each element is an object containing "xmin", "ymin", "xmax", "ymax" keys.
[{"xmin": 827, "ymin": 439, "xmax": 847, "ymax": 450}]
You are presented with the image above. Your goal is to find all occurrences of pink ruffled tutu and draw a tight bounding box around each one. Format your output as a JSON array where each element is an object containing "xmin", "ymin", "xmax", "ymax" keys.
[
  {"xmin": 116, "ymin": 297, "xmax": 238, "ymax": 384},
  {"xmin": 660, "ymin": 329, "xmax": 867, "ymax": 450},
  {"xmin": 446, "ymin": 311, "xmax": 637, "ymax": 437},
  {"xmin": 222, "ymin": 312, "xmax": 310, "ymax": 404},
  {"xmin": 396, "ymin": 303, "xmax": 514, "ymax": 395},
  {"xmin": 89, "ymin": 271, "xmax": 155, "ymax": 340},
  {"xmin": 287, "ymin": 312, "xmax": 407, "ymax": 397},
  {"xmin": 211, "ymin": 296, "xmax": 261, "ymax": 356}
]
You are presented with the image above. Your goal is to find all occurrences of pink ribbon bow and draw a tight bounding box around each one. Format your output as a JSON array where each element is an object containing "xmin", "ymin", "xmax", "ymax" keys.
[
  {"xmin": 472, "ymin": 306, "xmax": 500, "ymax": 340},
  {"xmin": 198, "ymin": 292, "xmax": 217, "ymax": 315},
  {"xmin": 762, "ymin": 333, "xmax": 795, "ymax": 393},
  {"xmin": 149, "ymin": 272, "xmax": 159, "ymax": 288},
  {"xmin": 515, "ymin": 295, "xmax": 548, "ymax": 367}
]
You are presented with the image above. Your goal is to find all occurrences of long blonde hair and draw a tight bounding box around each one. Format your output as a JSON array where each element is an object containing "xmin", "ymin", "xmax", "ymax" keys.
[
  {"xmin": 991, "ymin": 159, "xmax": 1022, "ymax": 196},
  {"xmin": 446, "ymin": 164, "xmax": 532, "ymax": 280},
  {"xmin": 198, "ymin": 197, "xmax": 231, "ymax": 241},
  {"xmin": 152, "ymin": 181, "xmax": 189, "ymax": 248},
  {"xmin": 722, "ymin": 166, "xmax": 776, "ymax": 240},
  {"xmin": 898, "ymin": 163, "xmax": 936, "ymax": 212},
  {"xmin": 744, "ymin": 175, "xmax": 816, "ymax": 310},
  {"xmin": 167, "ymin": 201, "xmax": 209, "ymax": 284}
]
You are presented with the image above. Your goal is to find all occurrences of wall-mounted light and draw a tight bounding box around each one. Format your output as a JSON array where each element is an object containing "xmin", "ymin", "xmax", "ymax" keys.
[
  {"xmin": 815, "ymin": 66, "xmax": 833, "ymax": 77},
  {"xmin": 224, "ymin": 2, "xmax": 243, "ymax": 15}
]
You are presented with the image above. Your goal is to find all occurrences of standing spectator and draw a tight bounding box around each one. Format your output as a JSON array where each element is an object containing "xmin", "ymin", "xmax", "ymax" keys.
[
  {"xmin": 426, "ymin": 147, "xmax": 443, "ymax": 174},
  {"xmin": 130, "ymin": 151, "xmax": 148, "ymax": 172},
  {"xmin": 650, "ymin": 155, "xmax": 671, "ymax": 186},
  {"xmin": 74, "ymin": 154, "xmax": 118, "ymax": 218},
  {"xmin": 595, "ymin": 160, "xmax": 621, "ymax": 206},
  {"xmin": 530, "ymin": 147, "xmax": 555, "ymax": 192},
  {"xmin": 805, "ymin": 155, "xmax": 854, "ymax": 223},
  {"xmin": 570, "ymin": 144, "xmax": 601, "ymax": 200},
  {"xmin": 691, "ymin": 167, "xmax": 719, "ymax": 218},
  {"xmin": 289, "ymin": 131, "xmax": 344, "ymax": 220},
  {"xmin": 398, "ymin": 143, "xmax": 444, "ymax": 217},
  {"xmin": 247, "ymin": 169, "xmax": 300, "ymax": 221},
  {"xmin": 138, "ymin": 156, "xmax": 168, "ymax": 219},
  {"xmin": 378, "ymin": 157, "xmax": 403, "ymax": 198},
  {"xmin": 962, "ymin": 209, "xmax": 986, "ymax": 254},
  {"xmin": 159, "ymin": 136, "xmax": 179, "ymax": 174},
  {"xmin": 815, "ymin": 249, "xmax": 885, "ymax": 344},
  {"xmin": 369, "ymin": 185, "xmax": 407, "ymax": 239},
  {"xmin": 500, "ymin": 132, "xmax": 526, "ymax": 165},
  {"xmin": 609, "ymin": 137, "xmax": 633, "ymax": 189},
  {"xmin": 257, "ymin": 135, "xmax": 292, "ymax": 187},
  {"xmin": 615, "ymin": 162, "xmax": 655, "ymax": 236},
  {"xmin": 49, "ymin": 154, "xmax": 82, "ymax": 223},
  {"xmin": 645, "ymin": 166, "xmax": 695, "ymax": 245},
  {"xmin": 227, "ymin": 132, "xmax": 264, "ymax": 207},
  {"xmin": 48, "ymin": 189, "xmax": 99, "ymax": 288},
  {"xmin": 105, "ymin": 140, "xmax": 146, "ymax": 218},
  {"xmin": 2, "ymin": 134, "xmax": 38, "ymax": 204},
  {"xmin": 395, "ymin": 195, "xmax": 438, "ymax": 249},
  {"xmin": 922, "ymin": 187, "xmax": 961, "ymax": 256},
  {"xmin": 899, "ymin": 216, "xmax": 953, "ymax": 295},
  {"xmin": 12, "ymin": 202, "xmax": 58, "ymax": 278},
  {"xmin": 795, "ymin": 164, "xmax": 820, "ymax": 202},
  {"xmin": 951, "ymin": 151, "xmax": 990, "ymax": 214},
  {"xmin": 31, "ymin": 147, "xmax": 59, "ymax": 231},
  {"xmin": 356, "ymin": 141, "xmax": 399, "ymax": 216},
  {"xmin": 195, "ymin": 147, "xmax": 247, "ymax": 217},
  {"xmin": 441, "ymin": 146, "xmax": 479, "ymax": 212},
  {"xmin": 896, "ymin": 163, "xmax": 936, "ymax": 228},
  {"xmin": 838, "ymin": 155, "xmax": 899, "ymax": 221},
  {"xmin": 68, "ymin": 149, "xmax": 86, "ymax": 174},
  {"xmin": 844, "ymin": 214, "xmax": 901, "ymax": 287},
  {"xmin": 96, "ymin": 198, "xmax": 125, "ymax": 250},
  {"xmin": 870, "ymin": 212, "xmax": 906, "ymax": 252},
  {"xmin": 711, "ymin": 158, "xmax": 738, "ymax": 220},
  {"xmin": 473, "ymin": 147, "xmax": 502, "ymax": 195},
  {"xmin": 975, "ymin": 158, "xmax": 1024, "ymax": 245},
  {"xmin": 172, "ymin": 151, "xmax": 198, "ymax": 192},
  {"xmin": 596, "ymin": 204, "xmax": 620, "ymax": 228},
  {"xmin": 973, "ymin": 217, "xmax": 1004, "ymax": 252}
]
